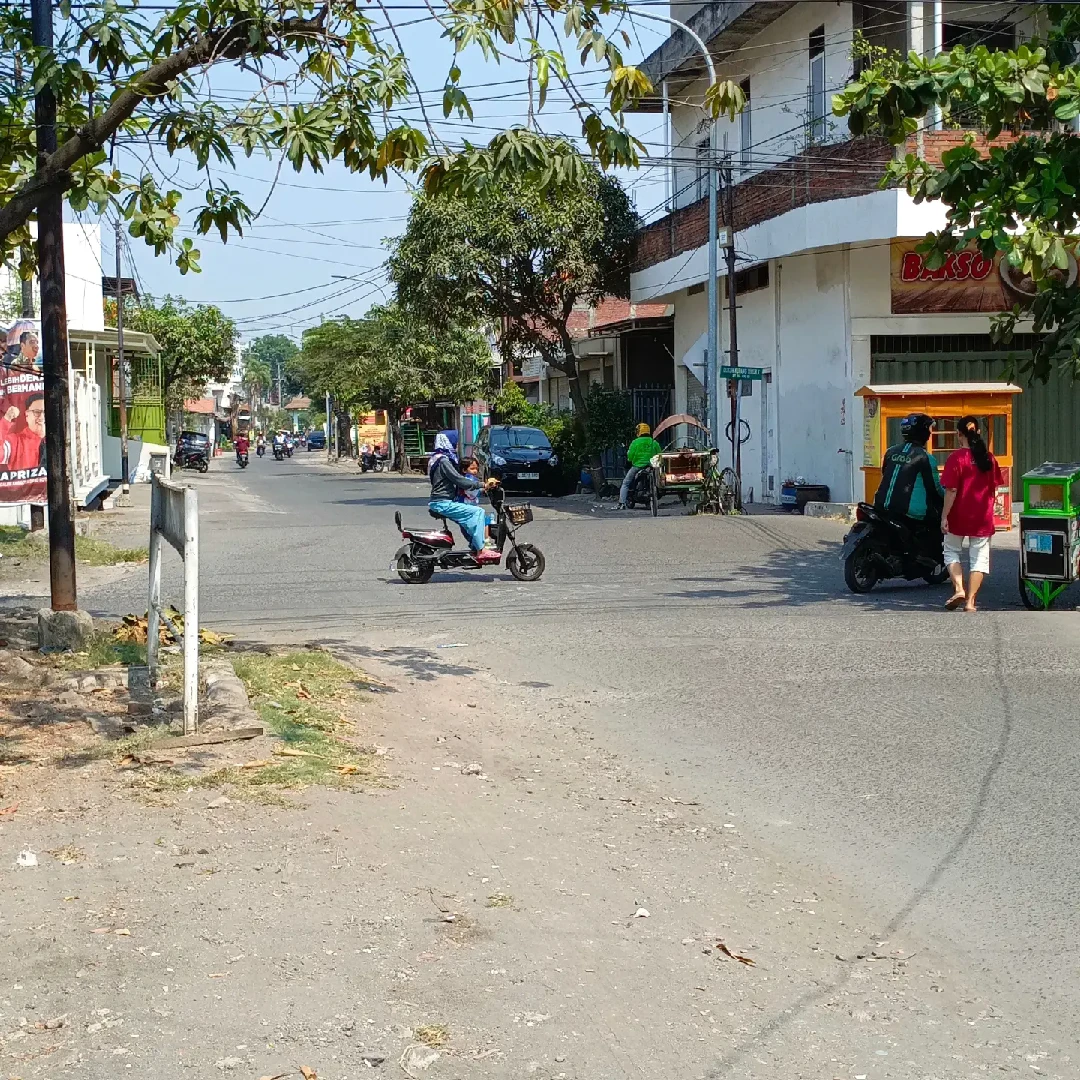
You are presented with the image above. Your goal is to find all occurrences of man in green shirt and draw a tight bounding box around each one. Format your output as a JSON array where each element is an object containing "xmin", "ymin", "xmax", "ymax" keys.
[{"xmin": 618, "ymin": 423, "xmax": 663, "ymax": 509}]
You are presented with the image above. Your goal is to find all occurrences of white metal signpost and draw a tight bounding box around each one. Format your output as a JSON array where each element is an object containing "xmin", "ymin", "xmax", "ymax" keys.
[{"xmin": 148, "ymin": 474, "xmax": 199, "ymax": 733}]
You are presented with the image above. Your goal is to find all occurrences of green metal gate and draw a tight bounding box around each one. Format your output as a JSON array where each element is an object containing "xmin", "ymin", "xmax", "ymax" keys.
[{"xmin": 870, "ymin": 335, "xmax": 1080, "ymax": 494}]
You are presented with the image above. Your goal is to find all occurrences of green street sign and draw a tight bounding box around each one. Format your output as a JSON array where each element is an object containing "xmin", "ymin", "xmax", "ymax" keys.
[{"xmin": 720, "ymin": 365, "xmax": 764, "ymax": 380}]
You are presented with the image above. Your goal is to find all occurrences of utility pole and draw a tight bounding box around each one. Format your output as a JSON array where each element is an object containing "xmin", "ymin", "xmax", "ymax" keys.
[
  {"xmin": 706, "ymin": 114, "xmax": 720, "ymax": 446},
  {"xmin": 325, "ymin": 392, "xmax": 332, "ymax": 463},
  {"xmin": 114, "ymin": 221, "xmax": 130, "ymax": 502},
  {"xmin": 723, "ymin": 159, "xmax": 742, "ymax": 488},
  {"xmin": 32, "ymin": 0, "xmax": 78, "ymax": 612}
]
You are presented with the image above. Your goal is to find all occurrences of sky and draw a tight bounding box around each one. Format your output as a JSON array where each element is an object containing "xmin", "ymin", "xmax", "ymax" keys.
[{"xmin": 91, "ymin": 5, "xmax": 675, "ymax": 348}]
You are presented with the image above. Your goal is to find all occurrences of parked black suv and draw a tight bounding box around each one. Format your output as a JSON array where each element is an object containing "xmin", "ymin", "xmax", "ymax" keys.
[{"xmin": 474, "ymin": 425, "xmax": 559, "ymax": 495}]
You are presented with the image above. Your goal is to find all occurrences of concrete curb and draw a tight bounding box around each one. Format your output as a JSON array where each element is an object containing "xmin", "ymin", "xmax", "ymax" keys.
[
  {"xmin": 201, "ymin": 658, "xmax": 260, "ymax": 731},
  {"xmin": 803, "ymin": 501, "xmax": 859, "ymax": 524}
]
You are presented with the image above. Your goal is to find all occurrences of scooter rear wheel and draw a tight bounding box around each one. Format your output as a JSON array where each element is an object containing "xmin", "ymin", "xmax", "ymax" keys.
[
  {"xmin": 507, "ymin": 543, "xmax": 545, "ymax": 582},
  {"xmin": 394, "ymin": 545, "xmax": 433, "ymax": 584}
]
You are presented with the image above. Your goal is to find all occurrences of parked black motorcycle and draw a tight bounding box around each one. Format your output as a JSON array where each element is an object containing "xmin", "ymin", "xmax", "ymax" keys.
[
  {"xmin": 174, "ymin": 446, "xmax": 209, "ymax": 473},
  {"xmin": 392, "ymin": 483, "xmax": 545, "ymax": 584},
  {"xmin": 360, "ymin": 448, "xmax": 388, "ymax": 473},
  {"xmin": 841, "ymin": 502, "xmax": 948, "ymax": 593}
]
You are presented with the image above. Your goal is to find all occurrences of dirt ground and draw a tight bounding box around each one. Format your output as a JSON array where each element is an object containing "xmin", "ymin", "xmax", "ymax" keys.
[{"xmin": 0, "ymin": 642, "xmax": 1070, "ymax": 1080}]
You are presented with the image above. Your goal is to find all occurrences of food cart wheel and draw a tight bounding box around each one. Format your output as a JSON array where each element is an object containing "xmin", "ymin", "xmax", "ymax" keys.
[
  {"xmin": 1018, "ymin": 566, "xmax": 1063, "ymax": 611},
  {"xmin": 649, "ymin": 471, "xmax": 659, "ymax": 517}
]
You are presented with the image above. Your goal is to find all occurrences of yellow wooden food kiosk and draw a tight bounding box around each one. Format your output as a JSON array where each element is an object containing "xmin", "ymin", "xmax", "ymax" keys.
[{"xmin": 856, "ymin": 382, "xmax": 1021, "ymax": 530}]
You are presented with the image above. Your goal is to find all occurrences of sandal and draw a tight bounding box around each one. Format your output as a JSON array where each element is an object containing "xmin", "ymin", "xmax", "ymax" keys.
[{"xmin": 945, "ymin": 593, "xmax": 966, "ymax": 610}]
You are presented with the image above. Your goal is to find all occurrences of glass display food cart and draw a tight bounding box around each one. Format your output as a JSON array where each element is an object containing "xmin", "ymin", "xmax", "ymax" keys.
[
  {"xmin": 1018, "ymin": 463, "xmax": 1080, "ymax": 610},
  {"xmin": 855, "ymin": 383, "xmax": 1021, "ymax": 530}
]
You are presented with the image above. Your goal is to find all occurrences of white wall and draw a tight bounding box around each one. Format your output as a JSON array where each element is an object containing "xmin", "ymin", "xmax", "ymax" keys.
[
  {"xmin": 668, "ymin": 1, "xmax": 855, "ymax": 209},
  {"xmin": 0, "ymin": 223, "xmax": 104, "ymax": 332},
  {"xmin": 776, "ymin": 248, "xmax": 854, "ymax": 500}
]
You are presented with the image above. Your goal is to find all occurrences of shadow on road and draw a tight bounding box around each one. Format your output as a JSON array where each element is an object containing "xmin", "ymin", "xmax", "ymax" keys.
[
  {"xmin": 318, "ymin": 640, "xmax": 479, "ymax": 683},
  {"xmin": 668, "ymin": 540, "xmax": 1026, "ymax": 612}
]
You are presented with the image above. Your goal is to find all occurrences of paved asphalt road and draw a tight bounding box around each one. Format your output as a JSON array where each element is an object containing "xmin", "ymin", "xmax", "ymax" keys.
[{"xmin": 84, "ymin": 453, "xmax": 1080, "ymax": 1055}]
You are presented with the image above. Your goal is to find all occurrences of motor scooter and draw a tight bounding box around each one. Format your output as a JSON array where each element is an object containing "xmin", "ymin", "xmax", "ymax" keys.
[
  {"xmin": 841, "ymin": 502, "xmax": 948, "ymax": 593},
  {"xmin": 236, "ymin": 449, "xmax": 249, "ymax": 469},
  {"xmin": 392, "ymin": 484, "xmax": 545, "ymax": 583}
]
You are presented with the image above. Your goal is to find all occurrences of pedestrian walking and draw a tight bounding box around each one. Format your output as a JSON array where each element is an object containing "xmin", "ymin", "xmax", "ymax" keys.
[{"xmin": 940, "ymin": 416, "xmax": 1004, "ymax": 612}]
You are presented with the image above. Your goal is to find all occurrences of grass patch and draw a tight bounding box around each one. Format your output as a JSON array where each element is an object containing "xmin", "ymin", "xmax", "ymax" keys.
[
  {"xmin": 227, "ymin": 650, "xmax": 374, "ymax": 790},
  {"xmin": 414, "ymin": 1025, "xmax": 450, "ymax": 1048},
  {"xmin": 74, "ymin": 535, "xmax": 148, "ymax": 566},
  {"xmin": 0, "ymin": 526, "xmax": 146, "ymax": 566},
  {"xmin": 0, "ymin": 524, "xmax": 46, "ymax": 558},
  {"xmin": 486, "ymin": 892, "xmax": 514, "ymax": 908},
  {"xmin": 50, "ymin": 630, "xmax": 147, "ymax": 671}
]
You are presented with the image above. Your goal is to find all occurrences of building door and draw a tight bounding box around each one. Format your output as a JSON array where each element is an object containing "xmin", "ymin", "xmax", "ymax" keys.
[{"xmin": 870, "ymin": 334, "xmax": 1080, "ymax": 495}]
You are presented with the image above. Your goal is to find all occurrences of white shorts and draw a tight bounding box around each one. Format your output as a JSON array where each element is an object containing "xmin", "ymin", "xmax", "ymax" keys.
[{"xmin": 944, "ymin": 533, "xmax": 991, "ymax": 575}]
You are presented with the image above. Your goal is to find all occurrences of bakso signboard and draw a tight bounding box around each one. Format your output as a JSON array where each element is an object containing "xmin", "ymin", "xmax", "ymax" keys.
[{"xmin": 890, "ymin": 238, "xmax": 1078, "ymax": 314}]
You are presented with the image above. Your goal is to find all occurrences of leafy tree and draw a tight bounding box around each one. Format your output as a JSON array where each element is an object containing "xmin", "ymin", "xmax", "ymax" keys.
[
  {"xmin": 390, "ymin": 156, "xmax": 639, "ymax": 421},
  {"xmin": 241, "ymin": 355, "xmax": 272, "ymax": 406},
  {"xmin": 242, "ymin": 334, "xmax": 301, "ymax": 403},
  {"xmin": 0, "ymin": 0, "xmax": 747, "ymax": 278},
  {"xmin": 296, "ymin": 302, "xmax": 492, "ymax": 464},
  {"xmin": 833, "ymin": 5, "xmax": 1080, "ymax": 381},
  {"xmin": 107, "ymin": 294, "xmax": 237, "ymax": 410}
]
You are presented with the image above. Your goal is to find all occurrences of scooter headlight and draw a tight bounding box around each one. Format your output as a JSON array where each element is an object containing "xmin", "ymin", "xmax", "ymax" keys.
[{"xmin": 491, "ymin": 454, "xmax": 507, "ymax": 466}]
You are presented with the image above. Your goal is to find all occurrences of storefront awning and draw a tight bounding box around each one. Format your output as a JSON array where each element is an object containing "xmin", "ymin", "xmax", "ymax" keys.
[{"xmin": 856, "ymin": 382, "xmax": 1022, "ymax": 397}]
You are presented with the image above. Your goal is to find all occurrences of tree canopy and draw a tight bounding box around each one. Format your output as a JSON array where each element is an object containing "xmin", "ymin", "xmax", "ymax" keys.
[
  {"xmin": 242, "ymin": 334, "xmax": 302, "ymax": 402},
  {"xmin": 295, "ymin": 302, "xmax": 493, "ymax": 417},
  {"xmin": 389, "ymin": 157, "xmax": 638, "ymax": 415},
  {"xmin": 0, "ymin": 0, "xmax": 746, "ymax": 280},
  {"xmin": 833, "ymin": 5, "xmax": 1080, "ymax": 380},
  {"xmin": 108, "ymin": 294, "xmax": 237, "ymax": 408}
]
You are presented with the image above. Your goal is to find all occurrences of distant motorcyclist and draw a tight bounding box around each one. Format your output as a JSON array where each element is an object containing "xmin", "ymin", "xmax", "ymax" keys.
[
  {"xmin": 256, "ymin": 431, "xmax": 266, "ymax": 457},
  {"xmin": 616, "ymin": 423, "xmax": 663, "ymax": 510},
  {"xmin": 235, "ymin": 431, "xmax": 250, "ymax": 464},
  {"xmin": 873, "ymin": 413, "xmax": 944, "ymax": 535}
]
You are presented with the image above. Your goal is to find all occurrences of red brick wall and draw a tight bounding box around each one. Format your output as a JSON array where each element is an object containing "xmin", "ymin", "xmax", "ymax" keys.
[
  {"xmin": 632, "ymin": 137, "xmax": 894, "ymax": 274},
  {"xmin": 911, "ymin": 130, "xmax": 1026, "ymax": 166}
]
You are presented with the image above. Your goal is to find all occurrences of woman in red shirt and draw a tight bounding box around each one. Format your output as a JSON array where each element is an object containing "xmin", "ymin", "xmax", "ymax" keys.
[{"xmin": 940, "ymin": 416, "xmax": 1004, "ymax": 612}]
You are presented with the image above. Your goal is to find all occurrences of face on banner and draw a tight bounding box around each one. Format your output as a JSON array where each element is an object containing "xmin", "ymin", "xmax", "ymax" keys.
[{"xmin": 0, "ymin": 319, "xmax": 47, "ymax": 506}]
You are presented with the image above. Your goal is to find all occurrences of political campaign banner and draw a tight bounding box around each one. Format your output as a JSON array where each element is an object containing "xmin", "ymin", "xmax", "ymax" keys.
[{"xmin": 0, "ymin": 319, "xmax": 46, "ymax": 505}]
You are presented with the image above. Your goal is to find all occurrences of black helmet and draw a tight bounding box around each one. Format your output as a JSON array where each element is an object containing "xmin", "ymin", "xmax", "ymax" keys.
[{"xmin": 900, "ymin": 413, "xmax": 935, "ymax": 444}]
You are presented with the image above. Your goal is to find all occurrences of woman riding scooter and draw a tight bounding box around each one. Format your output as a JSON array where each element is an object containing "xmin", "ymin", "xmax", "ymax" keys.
[{"xmin": 428, "ymin": 431, "xmax": 500, "ymax": 565}]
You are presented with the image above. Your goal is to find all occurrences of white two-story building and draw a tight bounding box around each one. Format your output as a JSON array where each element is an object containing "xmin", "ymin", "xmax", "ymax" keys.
[{"xmin": 631, "ymin": 1, "xmax": 1076, "ymax": 504}]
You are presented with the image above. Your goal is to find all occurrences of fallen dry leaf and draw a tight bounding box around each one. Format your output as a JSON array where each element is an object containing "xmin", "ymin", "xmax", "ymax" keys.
[
  {"xmin": 0, "ymin": 803, "xmax": 18, "ymax": 817},
  {"xmin": 90, "ymin": 928, "xmax": 110, "ymax": 934},
  {"xmin": 273, "ymin": 747, "xmax": 319, "ymax": 759},
  {"xmin": 295, "ymin": 686, "xmax": 313, "ymax": 700},
  {"xmin": 113, "ymin": 928, "xmax": 131, "ymax": 937},
  {"xmin": 258, "ymin": 1074, "xmax": 290, "ymax": 1080},
  {"xmin": 716, "ymin": 941, "xmax": 755, "ymax": 966},
  {"xmin": 240, "ymin": 759, "xmax": 273, "ymax": 770},
  {"xmin": 300, "ymin": 1067, "xmax": 318, "ymax": 1080},
  {"xmin": 335, "ymin": 764, "xmax": 359, "ymax": 776},
  {"xmin": 207, "ymin": 972, "xmax": 227, "ymax": 979}
]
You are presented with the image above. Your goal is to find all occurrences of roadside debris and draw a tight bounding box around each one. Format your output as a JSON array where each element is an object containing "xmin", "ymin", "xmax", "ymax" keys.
[
  {"xmin": 114, "ymin": 611, "xmax": 231, "ymax": 647},
  {"xmin": 461, "ymin": 762, "xmax": 483, "ymax": 776},
  {"xmin": 633, "ymin": 907, "xmax": 650, "ymax": 918},
  {"xmin": 16, "ymin": 848, "xmax": 37, "ymax": 867},
  {"xmin": 400, "ymin": 1045, "xmax": 440, "ymax": 1075},
  {"xmin": 715, "ymin": 941, "xmax": 755, "ymax": 966}
]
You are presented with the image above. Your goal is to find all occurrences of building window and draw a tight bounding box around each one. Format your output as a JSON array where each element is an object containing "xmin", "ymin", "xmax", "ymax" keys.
[
  {"xmin": 739, "ymin": 78, "xmax": 752, "ymax": 174},
  {"xmin": 808, "ymin": 25, "xmax": 827, "ymax": 143},
  {"xmin": 695, "ymin": 137, "xmax": 711, "ymax": 203},
  {"xmin": 726, "ymin": 262, "xmax": 769, "ymax": 299}
]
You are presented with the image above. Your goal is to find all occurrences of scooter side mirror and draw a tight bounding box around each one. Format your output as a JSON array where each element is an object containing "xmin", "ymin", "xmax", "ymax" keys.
[{"xmin": 394, "ymin": 511, "xmax": 402, "ymax": 532}]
